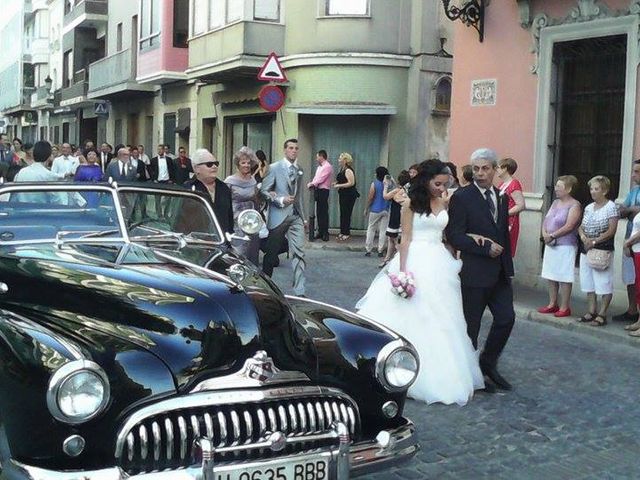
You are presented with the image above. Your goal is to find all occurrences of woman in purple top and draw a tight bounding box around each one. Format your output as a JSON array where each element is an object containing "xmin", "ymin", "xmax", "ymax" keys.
[
  {"xmin": 538, "ymin": 175, "xmax": 582, "ymax": 317},
  {"xmin": 74, "ymin": 150, "xmax": 104, "ymax": 207}
]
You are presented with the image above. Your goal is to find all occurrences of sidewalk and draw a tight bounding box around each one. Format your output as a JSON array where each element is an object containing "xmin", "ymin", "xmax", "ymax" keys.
[{"xmin": 306, "ymin": 234, "xmax": 640, "ymax": 349}]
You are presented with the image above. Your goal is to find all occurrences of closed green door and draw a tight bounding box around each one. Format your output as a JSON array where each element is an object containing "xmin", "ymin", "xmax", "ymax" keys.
[{"xmin": 312, "ymin": 115, "xmax": 385, "ymax": 230}]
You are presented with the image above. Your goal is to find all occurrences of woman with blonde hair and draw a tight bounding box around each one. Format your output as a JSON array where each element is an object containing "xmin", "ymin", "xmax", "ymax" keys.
[
  {"xmin": 577, "ymin": 175, "xmax": 619, "ymax": 326},
  {"xmin": 538, "ymin": 175, "xmax": 582, "ymax": 317},
  {"xmin": 497, "ymin": 157, "xmax": 526, "ymax": 257},
  {"xmin": 333, "ymin": 152, "xmax": 358, "ymax": 240},
  {"xmin": 225, "ymin": 146, "xmax": 260, "ymax": 264}
]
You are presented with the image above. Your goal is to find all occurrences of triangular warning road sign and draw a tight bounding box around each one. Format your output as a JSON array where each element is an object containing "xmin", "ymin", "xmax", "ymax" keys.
[{"xmin": 257, "ymin": 52, "xmax": 287, "ymax": 83}]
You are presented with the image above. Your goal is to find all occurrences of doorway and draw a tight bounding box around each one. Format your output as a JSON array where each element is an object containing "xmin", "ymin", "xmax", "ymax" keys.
[{"xmin": 550, "ymin": 35, "xmax": 626, "ymax": 205}]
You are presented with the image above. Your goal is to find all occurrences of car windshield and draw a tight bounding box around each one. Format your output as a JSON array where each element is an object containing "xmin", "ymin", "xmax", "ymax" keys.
[
  {"xmin": 118, "ymin": 188, "xmax": 223, "ymax": 244},
  {"xmin": 0, "ymin": 185, "xmax": 122, "ymax": 244}
]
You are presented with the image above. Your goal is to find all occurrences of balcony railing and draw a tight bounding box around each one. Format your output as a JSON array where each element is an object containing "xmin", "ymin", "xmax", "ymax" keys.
[
  {"xmin": 61, "ymin": 72, "xmax": 89, "ymax": 104},
  {"xmin": 64, "ymin": 0, "xmax": 108, "ymax": 27},
  {"xmin": 88, "ymin": 49, "xmax": 135, "ymax": 92}
]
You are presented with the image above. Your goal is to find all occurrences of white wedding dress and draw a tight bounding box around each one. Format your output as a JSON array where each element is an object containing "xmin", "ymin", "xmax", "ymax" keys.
[{"xmin": 356, "ymin": 210, "xmax": 484, "ymax": 405}]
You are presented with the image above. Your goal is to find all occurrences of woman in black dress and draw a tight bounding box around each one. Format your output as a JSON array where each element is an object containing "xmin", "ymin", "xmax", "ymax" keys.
[
  {"xmin": 333, "ymin": 152, "xmax": 358, "ymax": 240},
  {"xmin": 379, "ymin": 169, "xmax": 410, "ymax": 267}
]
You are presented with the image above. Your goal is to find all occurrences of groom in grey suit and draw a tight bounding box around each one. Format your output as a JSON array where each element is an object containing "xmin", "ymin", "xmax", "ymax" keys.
[{"xmin": 260, "ymin": 138, "xmax": 306, "ymax": 296}]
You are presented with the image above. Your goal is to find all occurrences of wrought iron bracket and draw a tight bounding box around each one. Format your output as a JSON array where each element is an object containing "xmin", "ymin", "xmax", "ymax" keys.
[{"xmin": 442, "ymin": 0, "xmax": 485, "ymax": 42}]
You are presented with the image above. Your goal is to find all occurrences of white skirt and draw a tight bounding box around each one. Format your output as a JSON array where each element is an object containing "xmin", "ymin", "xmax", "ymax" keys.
[{"xmin": 541, "ymin": 244, "xmax": 577, "ymax": 283}]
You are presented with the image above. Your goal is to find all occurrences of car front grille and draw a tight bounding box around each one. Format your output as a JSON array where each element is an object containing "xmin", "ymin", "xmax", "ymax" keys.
[{"xmin": 115, "ymin": 387, "xmax": 360, "ymax": 474}]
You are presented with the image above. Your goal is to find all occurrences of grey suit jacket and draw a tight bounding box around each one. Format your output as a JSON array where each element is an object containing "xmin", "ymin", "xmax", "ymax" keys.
[
  {"xmin": 260, "ymin": 158, "xmax": 306, "ymax": 229},
  {"xmin": 106, "ymin": 160, "xmax": 137, "ymax": 182}
]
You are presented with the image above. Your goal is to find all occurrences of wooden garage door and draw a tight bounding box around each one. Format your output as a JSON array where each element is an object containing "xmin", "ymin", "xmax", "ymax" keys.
[{"xmin": 312, "ymin": 115, "xmax": 386, "ymax": 230}]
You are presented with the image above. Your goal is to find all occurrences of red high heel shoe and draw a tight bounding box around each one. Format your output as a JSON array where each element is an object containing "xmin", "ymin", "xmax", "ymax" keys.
[
  {"xmin": 554, "ymin": 308, "xmax": 572, "ymax": 318},
  {"xmin": 537, "ymin": 305, "xmax": 559, "ymax": 314}
]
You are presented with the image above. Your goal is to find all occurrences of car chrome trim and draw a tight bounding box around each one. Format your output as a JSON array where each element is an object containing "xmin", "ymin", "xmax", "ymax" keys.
[
  {"xmin": 375, "ymin": 339, "xmax": 420, "ymax": 393},
  {"xmin": 190, "ymin": 350, "xmax": 311, "ymax": 393},
  {"xmin": 46, "ymin": 360, "xmax": 110, "ymax": 424},
  {"xmin": 285, "ymin": 295, "xmax": 400, "ymax": 339},
  {"xmin": 7, "ymin": 421, "xmax": 417, "ymax": 479},
  {"xmin": 114, "ymin": 385, "xmax": 360, "ymax": 459},
  {"xmin": 0, "ymin": 310, "xmax": 84, "ymax": 361}
]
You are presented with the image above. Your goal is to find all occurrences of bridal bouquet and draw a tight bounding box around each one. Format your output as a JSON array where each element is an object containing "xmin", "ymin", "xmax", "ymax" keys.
[{"xmin": 388, "ymin": 271, "xmax": 416, "ymax": 299}]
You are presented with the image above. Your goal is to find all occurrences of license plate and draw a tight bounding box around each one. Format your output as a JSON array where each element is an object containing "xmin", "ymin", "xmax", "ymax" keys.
[{"xmin": 213, "ymin": 457, "xmax": 330, "ymax": 480}]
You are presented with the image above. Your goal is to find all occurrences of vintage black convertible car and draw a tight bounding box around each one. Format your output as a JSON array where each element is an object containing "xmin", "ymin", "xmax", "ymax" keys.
[{"xmin": 0, "ymin": 182, "xmax": 419, "ymax": 479}]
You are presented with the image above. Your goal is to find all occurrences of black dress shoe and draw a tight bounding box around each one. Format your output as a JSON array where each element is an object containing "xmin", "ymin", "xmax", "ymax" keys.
[
  {"xmin": 613, "ymin": 312, "xmax": 639, "ymax": 322},
  {"xmin": 322, "ymin": 233, "xmax": 329, "ymax": 242},
  {"xmin": 481, "ymin": 365, "xmax": 512, "ymax": 391},
  {"xmin": 314, "ymin": 233, "xmax": 323, "ymax": 240},
  {"xmin": 480, "ymin": 379, "xmax": 497, "ymax": 394}
]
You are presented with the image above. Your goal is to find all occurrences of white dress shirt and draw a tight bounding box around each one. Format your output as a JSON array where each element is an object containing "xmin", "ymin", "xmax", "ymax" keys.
[
  {"xmin": 13, "ymin": 163, "xmax": 66, "ymax": 204},
  {"xmin": 51, "ymin": 155, "xmax": 79, "ymax": 180},
  {"xmin": 157, "ymin": 156, "xmax": 169, "ymax": 181}
]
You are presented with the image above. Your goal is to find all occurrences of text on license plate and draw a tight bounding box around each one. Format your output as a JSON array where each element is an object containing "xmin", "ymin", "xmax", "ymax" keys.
[{"xmin": 215, "ymin": 458, "xmax": 329, "ymax": 480}]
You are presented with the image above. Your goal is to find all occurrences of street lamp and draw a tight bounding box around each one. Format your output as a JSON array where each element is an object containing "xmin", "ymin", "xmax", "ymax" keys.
[
  {"xmin": 441, "ymin": 0, "xmax": 485, "ymax": 42},
  {"xmin": 44, "ymin": 75, "xmax": 53, "ymax": 103}
]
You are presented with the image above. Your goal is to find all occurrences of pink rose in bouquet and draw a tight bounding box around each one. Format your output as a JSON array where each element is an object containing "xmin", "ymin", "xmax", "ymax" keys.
[{"xmin": 388, "ymin": 271, "xmax": 416, "ymax": 299}]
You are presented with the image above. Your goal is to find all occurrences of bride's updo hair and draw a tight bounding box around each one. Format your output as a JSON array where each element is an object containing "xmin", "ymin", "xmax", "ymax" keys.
[{"xmin": 409, "ymin": 159, "xmax": 451, "ymax": 215}]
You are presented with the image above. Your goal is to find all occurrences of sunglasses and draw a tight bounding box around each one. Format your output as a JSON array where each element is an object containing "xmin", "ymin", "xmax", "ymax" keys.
[{"xmin": 200, "ymin": 161, "xmax": 220, "ymax": 168}]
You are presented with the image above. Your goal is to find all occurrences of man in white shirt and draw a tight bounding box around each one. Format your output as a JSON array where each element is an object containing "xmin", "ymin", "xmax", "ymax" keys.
[
  {"xmin": 150, "ymin": 144, "xmax": 175, "ymax": 183},
  {"xmin": 14, "ymin": 141, "xmax": 65, "ymax": 204},
  {"xmin": 51, "ymin": 143, "xmax": 79, "ymax": 180},
  {"xmin": 138, "ymin": 144, "xmax": 151, "ymax": 166}
]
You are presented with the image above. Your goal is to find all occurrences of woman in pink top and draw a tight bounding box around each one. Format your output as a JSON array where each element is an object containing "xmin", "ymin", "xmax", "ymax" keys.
[
  {"xmin": 497, "ymin": 157, "xmax": 526, "ymax": 257},
  {"xmin": 538, "ymin": 176, "xmax": 582, "ymax": 317}
]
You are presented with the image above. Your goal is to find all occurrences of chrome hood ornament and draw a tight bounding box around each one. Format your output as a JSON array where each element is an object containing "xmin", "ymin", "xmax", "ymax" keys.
[{"xmin": 190, "ymin": 351, "xmax": 310, "ymax": 392}]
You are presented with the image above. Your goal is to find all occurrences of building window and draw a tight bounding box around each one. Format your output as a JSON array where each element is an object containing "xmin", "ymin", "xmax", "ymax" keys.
[
  {"xmin": 254, "ymin": 0, "xmax": 279, "ymax": 21},
  {"xmin": 192, "ymin": 0, "xmax": 280, "ymax": 36},
  {"xmin": 140, "ymin": 0, "xmax": 160, "ymax": 49},
  {"xmin": 432, "ymin": 76, "xmax": 452, "ymax": 115},
  {"xmin": 324, "ymin": 0, "xmax": 368, "ymax": 16},
  {"xmin": 174, "ymin": 0, "xmax": 189, "ymax": 47},
  {"xmin": 116, "ymin": 23, "xmax": 123, "ymax": 51}
]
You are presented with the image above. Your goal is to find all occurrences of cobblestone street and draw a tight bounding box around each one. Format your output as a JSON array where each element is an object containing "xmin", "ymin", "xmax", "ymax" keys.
[{"xmin": 273, "ymin": 248, "xmax": 640, "ymax": 479}]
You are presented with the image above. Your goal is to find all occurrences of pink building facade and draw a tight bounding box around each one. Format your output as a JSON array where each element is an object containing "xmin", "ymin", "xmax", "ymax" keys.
[{"xmin": 449, "ymin": 0, "xmax": 640, "ymax": 288}]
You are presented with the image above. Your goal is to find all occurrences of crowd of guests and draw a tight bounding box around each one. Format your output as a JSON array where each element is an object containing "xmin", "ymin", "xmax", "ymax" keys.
[{"xmin": 536, "ymin": 161, "xmax": 640, "ymax": 335}]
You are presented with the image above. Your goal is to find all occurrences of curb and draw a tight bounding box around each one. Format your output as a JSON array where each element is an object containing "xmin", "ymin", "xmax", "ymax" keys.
[{"xmin": 515, "ymin": 305, "xmax": 640, "ymax": 349}]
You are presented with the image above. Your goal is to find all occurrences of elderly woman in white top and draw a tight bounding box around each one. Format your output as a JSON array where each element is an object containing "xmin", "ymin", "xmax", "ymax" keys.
[
  {"xmin": 225, "ymin": 146, "xmax": 260, "ymax": 265},
  {"xmin": 577, "ymin": 175, "xmax": 619, "ymax": 327}
]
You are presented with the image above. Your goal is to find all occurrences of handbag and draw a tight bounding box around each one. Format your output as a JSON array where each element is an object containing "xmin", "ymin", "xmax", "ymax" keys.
[{"xmin": 586, "ymin": 248, "xmax": 613, "ymax": 270}]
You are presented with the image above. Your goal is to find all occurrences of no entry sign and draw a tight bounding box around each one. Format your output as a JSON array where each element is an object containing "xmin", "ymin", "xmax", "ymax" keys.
[{"xmin": 258, "ymin": 85, "xmax": 285, "ymax": 112}]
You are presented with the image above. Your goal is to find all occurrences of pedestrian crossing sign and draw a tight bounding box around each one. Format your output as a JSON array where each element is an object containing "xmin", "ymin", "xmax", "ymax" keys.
[
  {"xmin": 257, "ymin": 52, "xmax": 287, "ymax": 83},
  {"xmin": 94, "ymin": 103, "xmax": 109, "ymax": 115}
]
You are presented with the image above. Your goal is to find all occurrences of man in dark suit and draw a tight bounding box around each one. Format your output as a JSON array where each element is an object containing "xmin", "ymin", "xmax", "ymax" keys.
[
  {"xmin": 149, "ymin": 144, "xmax": 176, "ymax": 184},
  {"xmin": 174, "ymin": 146, "xmax": 193, "ymax": 185},
  {"xmin": 106, "ymin": 146, "xmax": 137, "ymax": 181},
  {"xmin": 445, "ymin": 148, "xmax": 515, "ymax": 393},
  {"xmin": 99, "ymin": 143, "xmax": 113, "ymax": 173}
]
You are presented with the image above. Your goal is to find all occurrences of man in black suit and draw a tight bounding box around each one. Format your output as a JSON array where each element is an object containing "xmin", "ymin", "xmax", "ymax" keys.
[
  {"xmin": 99, "ymin": 143, "xmax": 113, "ymax": 173},
  {"xmin": 445, "ymin": 148, "xmax": 515, "ymax": 392},
  {"xmin": 149, "ymin": 144, "xmax": 176, "ymax": 184}
]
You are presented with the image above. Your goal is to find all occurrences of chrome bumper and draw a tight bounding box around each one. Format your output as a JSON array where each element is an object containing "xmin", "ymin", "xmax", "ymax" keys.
[{"xmin": 4, "ymin": 421, "xmax": 417, "ymax": 479}]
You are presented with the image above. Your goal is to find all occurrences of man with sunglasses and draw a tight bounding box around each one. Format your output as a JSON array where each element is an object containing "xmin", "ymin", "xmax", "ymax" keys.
[
  {"xmin": 184, "ymin": 149, "xmax": 234, "ymax": 235},
  {"xmin": 260, "ymin": 138, "xmax": 307, "ymax": 297}
]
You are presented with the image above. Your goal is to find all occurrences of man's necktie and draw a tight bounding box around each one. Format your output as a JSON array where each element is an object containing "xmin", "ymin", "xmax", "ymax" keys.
[
  {"xmin": 485, "ymin": 189, "xmax": 496, "ymax": 219},
  {"xmin": 120, "ymin": 162, "xmax": 125, "ymax": 176}
]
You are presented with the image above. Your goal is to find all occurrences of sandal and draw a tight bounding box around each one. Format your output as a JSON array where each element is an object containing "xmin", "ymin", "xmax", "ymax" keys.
[
  {"xmin": 578, "ymin": 313, "xmax": 596, "ymax": 323},
  {"xmin": 589, "ymin": 315, "xmax": 607, "ymax": 327},
  {"xmin": 624, "ymin": 320, "xmax": 640, "ymax": 331},
  {"xmin": 378, "ymin": 259, "xmax": 390, "ymax": 268},
  {"xmin": 629, "ymin": 329, "xmax": 640, "ymax": 337}
]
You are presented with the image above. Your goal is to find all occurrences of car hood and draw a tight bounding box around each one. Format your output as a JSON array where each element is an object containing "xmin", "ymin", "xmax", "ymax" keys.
[{"xmin": 0, "ymin": 242, "xmax": 314, "ymax": 390}]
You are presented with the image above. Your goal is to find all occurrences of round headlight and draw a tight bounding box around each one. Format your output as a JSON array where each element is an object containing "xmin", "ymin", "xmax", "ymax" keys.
[
  {"xmin": 47, "ymin": 360, "xmax": 110, "ymax": 424},
  {"xmin": 237, "ymin": 209, "xmax": 264, "ymax": 235},
  {"xmin": 384, "ymin": 350, "xmax": 418, "ymax": 389},
  {"xmin": 376, "ymin": 340, "xmax": 419, "ymax": 392}
]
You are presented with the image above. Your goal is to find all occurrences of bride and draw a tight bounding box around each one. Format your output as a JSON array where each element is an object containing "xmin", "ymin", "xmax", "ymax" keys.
[{"xmin": 356, "ymin": 159, "xmax": 484, "ymax": 405}]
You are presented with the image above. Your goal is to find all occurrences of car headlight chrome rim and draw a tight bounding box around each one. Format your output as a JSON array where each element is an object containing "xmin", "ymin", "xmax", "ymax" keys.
[
  {"xmin": 375, "ymin": 340, "xmax": 419, "ymax": 392},
  {"xmin": 47, "ymin": 360, "xmax": 110, "ymax": 424},
  {"xmin": 237, "ymin": 209, "xmax": 264, "ymax": 235}
]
